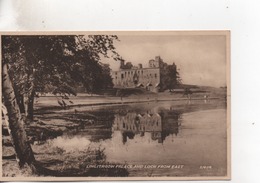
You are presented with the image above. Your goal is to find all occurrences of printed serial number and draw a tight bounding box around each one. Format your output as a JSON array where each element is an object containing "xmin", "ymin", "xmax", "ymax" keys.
[{"xmin": 199, "ymin": 165, "xmax": 212, "ymax": 169}]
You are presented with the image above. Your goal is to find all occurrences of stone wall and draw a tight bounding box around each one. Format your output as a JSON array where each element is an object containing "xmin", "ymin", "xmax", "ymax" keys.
[{"xmin": 111, "ymin": 68, "xmax": 160, "ymax": 92}]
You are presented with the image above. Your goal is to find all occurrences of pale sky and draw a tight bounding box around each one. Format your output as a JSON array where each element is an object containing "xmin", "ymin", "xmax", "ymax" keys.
[
  {"xmin": 0, "ymin": 0, "xmax": 227, "ymax": 87},
  {"xmin": 103, "ymin": 35, "xmax": 227, "ymax": 87}
]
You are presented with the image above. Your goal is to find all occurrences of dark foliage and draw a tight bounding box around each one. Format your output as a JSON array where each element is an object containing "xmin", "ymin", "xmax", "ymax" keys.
[
  {"xmin": 157, "ymin": 57, "xmax": 182, "ymax": 91},
  {"xmin": 2, "ymin": 35, "xmax": 121, "ymax": 119}
]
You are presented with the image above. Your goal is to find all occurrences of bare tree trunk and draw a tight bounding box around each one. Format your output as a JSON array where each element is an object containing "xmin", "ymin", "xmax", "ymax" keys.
[
  {"xmin": 2, "ymin": 64, "xmax": 73, "ymax": 176},
  {"xmin": 27, "ymin": 90, "xmax": 35, "ymax": 121},
  {"xmin": 14, "ymin": 91, "xmax": 26, "ymax": 114},
  {"xmin": 26, "ymin": 69, "xmax": 36, "ymax": 121},
  {"xmin": 19, "ymin": 94, "xmax": 26, "ymax": 113},
  {"xmin": 2, "ymin": 63, "xmax": 36, "ymax": 168}
]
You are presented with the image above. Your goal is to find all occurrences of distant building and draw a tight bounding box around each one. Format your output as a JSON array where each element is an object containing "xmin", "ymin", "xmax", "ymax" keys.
[{"xmin": 111, "ymin": 57, "xmax": 162, "ymax": 92}]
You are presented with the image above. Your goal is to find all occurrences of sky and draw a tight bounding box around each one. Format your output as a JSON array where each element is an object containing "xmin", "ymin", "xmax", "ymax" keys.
[
  {"xmin": 103, "ymin": 34, "xmax": 227, "ymax": 87},
  {"xmin": 0, "ymin": 0, "xmax": 227, "ymax": 88}
]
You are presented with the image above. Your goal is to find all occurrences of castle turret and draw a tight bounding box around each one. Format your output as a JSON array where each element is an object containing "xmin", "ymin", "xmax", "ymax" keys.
[
  {"xmin": 149, "ymin": 56, "xmax": 161, "ymax": 68},
  {"xmin": 120, "ymin": 60, "xmax": 125, "ymax": 69}
]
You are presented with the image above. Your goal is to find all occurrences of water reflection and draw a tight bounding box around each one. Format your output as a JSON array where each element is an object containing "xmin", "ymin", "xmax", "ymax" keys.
[
  {"xmin": 38, "ymin": 101, "xmax": 227, "ymax": 176},
  {"xmin": 113, "ymin": 109, "xmax": 182, "ymax": 144},
  {"xmin": 63, "ymin": 104, "xmax": 184, "ymax": 144},
  {"xmin": 64, "ymin": 111, "xmax": 115, "ymax": 142}
]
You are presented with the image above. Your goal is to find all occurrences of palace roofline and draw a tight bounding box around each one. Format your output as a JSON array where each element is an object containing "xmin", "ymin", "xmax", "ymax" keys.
[{"xmin": 111, "ymin": 67, "xmax": 159, "ymax": 72}]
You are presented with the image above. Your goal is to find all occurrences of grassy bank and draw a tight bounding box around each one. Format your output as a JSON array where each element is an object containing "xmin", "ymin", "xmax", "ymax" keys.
[{"xmin": 34, "ymin": 87, "xmax": 226, "ymax": 111}]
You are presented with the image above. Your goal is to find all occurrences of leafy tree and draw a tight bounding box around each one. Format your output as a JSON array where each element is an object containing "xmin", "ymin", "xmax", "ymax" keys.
[
  {"xmin": 1, "ymin": 34, "xmax": 122, "ymax": 172},
  {"xmin": 2, "ymin": 35, "xmax": 121, "ymax": 120},
  {"xmin": 159, "ymin": 61, "xmax": 181, "ymax": 91},
  {"xmin": 91, "ymin": 63, "xmax": 114, "ymax": 93},
  {"xmin": 164, "ymin": 63, "xmax": 181, "ymax": 91},
  {"xmin": 101, "ymin": 63, "xmax": 114, "ymax": 89}
]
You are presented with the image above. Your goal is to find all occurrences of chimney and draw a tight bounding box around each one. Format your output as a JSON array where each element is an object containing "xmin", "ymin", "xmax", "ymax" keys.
[
  {"xmin": 138, "ymin": 64, "xmax": 143, "ymax": 69},
  {"xmin": 155, "ymin": 56, "xmax": 160, "ymax": 62},
  {"xmin": 120, "ymin": 60, "xmax": 125, "ymax": 69}
]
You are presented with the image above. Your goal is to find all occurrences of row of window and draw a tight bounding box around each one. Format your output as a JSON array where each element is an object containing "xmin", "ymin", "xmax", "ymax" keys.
[
  {"xmin": 115, "ymin": 70, "xmax": 143, "ymax": 75},
  {"xmin": 115, "ymin": 73, "xmax": 158, "ymax": 79},
  {"xmin": 114, "ymin": 70, "xmax": 158, "ymax": 76}
]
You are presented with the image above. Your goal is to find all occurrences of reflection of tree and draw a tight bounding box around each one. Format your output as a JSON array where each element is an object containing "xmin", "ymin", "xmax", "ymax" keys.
[
  {"xmin": 64, "ymin": 110, "xmax": 115, "ymax": 142},
  {"xmin": 159, "ymin": 109, "xmax": 182, "ymax": 142},
  {"xmin": 122, "ymin": 131, "xmax": 135, "ymax": 144}
]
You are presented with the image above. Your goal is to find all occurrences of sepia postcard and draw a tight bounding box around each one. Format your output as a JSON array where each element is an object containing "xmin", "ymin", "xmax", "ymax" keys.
[{"xmin": 0, "ymin": 31, "xmax": 230, "ymax": 181}]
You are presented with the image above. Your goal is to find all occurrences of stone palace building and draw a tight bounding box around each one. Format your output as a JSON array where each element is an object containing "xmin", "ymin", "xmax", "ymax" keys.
[{"xmin": 111, "ymin": 56, "xmax": 162, "ymax": 92}]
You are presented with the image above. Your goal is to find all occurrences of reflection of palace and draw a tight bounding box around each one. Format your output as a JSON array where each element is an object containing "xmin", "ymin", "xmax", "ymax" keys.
[{"xmin": 113, "ymin": 110, "xmax": 181, "ymax": 144}]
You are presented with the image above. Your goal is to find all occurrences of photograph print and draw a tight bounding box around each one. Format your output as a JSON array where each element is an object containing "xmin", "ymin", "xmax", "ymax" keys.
[{"xmin": 1, "ymin": 31, "xmax": 230, "ymax": 181}]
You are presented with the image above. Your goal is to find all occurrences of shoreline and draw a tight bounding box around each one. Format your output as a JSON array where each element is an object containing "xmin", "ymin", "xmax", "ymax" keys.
[{"xmin": 35, "ymin": 95, "xmax": 225, "ymax": 112}]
